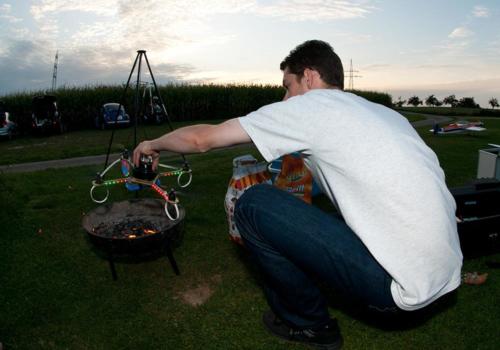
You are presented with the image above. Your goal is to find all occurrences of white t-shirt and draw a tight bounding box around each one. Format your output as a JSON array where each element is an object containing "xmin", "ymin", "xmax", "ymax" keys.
[{"xmin": 238, "ymin": 89, "xmax": 462, "ymax": 311}]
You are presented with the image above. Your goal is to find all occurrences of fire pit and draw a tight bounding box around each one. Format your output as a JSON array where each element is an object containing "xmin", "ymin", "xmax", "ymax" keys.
[{"xmin": 82, "ymin": 198, "xmax": 185, "ymax": 280}]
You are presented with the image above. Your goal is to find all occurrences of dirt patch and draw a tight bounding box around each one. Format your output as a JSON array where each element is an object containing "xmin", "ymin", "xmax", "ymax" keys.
[
  {"xmin": 176, "ymin": 274, "xmax": 222, "ymax": 307},
  {"xmin": 179, "ymin": 284, "xmax": 214, "ymax": 307}
]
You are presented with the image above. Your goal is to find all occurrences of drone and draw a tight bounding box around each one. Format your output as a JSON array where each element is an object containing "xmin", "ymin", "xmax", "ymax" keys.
[{"xmin": 90, "ymin": 149, "xmax": 192, "ymax": 220}]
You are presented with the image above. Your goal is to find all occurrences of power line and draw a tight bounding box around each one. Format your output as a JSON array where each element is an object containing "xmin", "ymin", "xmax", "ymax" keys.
[
  {"xmin": 51, "ymin": 50, "xmax": 58, "ymax": 91},
  {"xmin": 345, "ymin": 59, "xmax": 361, "ymax": 90}
]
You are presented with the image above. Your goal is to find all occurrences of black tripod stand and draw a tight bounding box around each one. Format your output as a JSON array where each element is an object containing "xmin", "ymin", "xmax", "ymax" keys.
[
  {"xmin": 102, "ymin": 50, "xmax": 188, "ymax": 170},
  {"xmin": 93, "ymin": 50, "xmax": 191, "ymax": 280}
]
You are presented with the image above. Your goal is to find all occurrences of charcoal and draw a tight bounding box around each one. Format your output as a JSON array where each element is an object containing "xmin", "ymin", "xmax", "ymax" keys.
[{"xmin": 92, "ymin": 219, "xmax": 159, "ymax": 239}]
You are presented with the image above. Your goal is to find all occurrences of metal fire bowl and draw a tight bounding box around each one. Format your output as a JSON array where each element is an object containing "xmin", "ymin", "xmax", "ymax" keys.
[{"xmin": 82, "ymin": 198, "xmax": 185, "ymax": 256}]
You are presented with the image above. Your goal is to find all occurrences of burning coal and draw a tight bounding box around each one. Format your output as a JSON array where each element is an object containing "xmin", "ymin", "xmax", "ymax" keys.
[{"xmin": 92, "ymin": 219, "xmax": 159, "ymax": 239}]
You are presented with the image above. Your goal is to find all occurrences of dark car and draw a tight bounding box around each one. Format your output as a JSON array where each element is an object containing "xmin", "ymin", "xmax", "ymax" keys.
[
  {"xmin": 95, "ymin": 103, "xmax": 130, "ymax": 129},
  {"xmin": 32, "ymin": 95, "xmax": 66, "ymax": 134},
  {"xmin": 0, "ymin": 101, "xmax": 18, "ymax": 139}
]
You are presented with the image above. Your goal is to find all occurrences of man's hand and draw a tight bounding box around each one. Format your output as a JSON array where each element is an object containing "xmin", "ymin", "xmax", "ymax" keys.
[{"xmin": 133, "ymin": 140, "xmax": 160, "ymax": 169}]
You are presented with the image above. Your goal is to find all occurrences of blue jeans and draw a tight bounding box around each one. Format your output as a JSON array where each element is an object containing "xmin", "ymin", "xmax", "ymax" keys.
[{"xmin": 234, "ymin": 184, "xmax": 397, "ymax": 329}]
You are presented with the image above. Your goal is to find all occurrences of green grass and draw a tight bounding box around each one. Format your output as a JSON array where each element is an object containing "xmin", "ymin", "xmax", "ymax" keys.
[
  {"xmin": 399, "ymin": 112, "xmax": 426, "ymax": 123},
  {"xmin": 1, "ymin": 121, "xmax": 500, "ymax": 349},
  {"xmin": 418, "ymin": 117, "xmax": 499, "ymax": 187},
  {"xmin": 1, "ymin": 114, "xmax": 423, "ymax": 166},
  {"xmin": 0, "ymin": 120, "xmax": 223, "ymax": 166}
]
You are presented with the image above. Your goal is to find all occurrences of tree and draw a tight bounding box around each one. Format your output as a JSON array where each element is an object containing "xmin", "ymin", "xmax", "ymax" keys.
[
  {"xmin": 457, "ymin": 97, "xmax": 480, "ymax": 108},
  {"xmin": 394, "ymin": 96, "xmax": 406, "ymax": 108},
  {"xmin": 443, "ymin": 94, "xmax": 458, "ymax": 107},
  {"xmin": 407, "ymin": 96, "xmax": 422, "ymax": 107},
  {"xmin": 425, "ymin": 94, "xmax": 441, "ymax": 107},
  {"xmin": 489, "ymin": 98, "xmax": 499, "ymax": 109}
]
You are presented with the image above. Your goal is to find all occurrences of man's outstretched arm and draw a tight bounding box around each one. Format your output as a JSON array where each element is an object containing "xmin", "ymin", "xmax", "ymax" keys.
[{"xmin": 132, "ymin": 118, "xmax": 251, "ymax": 166}]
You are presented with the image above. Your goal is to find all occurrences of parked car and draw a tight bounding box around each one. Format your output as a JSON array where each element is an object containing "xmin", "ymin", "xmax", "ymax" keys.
[
  {"xmin": 95, "ymin": 103, "xmax": 130, "ymax": 129},
  {"xmin": 32, "ymin": 95, "xmax": 66, "ymax": 134},
  {"xmin": 141, "ymin": 84, "xmax": 165, "ymax": 124},
  {"xmin": 142, "ymin": 96, "xmax": 165, "ymax": 124},
  {"xmin": 0, "ymin": 101, "xmax": 18, "ymax": 139}
]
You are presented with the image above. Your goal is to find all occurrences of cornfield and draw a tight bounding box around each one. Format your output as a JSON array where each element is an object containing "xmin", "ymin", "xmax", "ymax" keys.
[{"xmin": 0, "ymin": 84, "xmax": 392, "ymax": 133}]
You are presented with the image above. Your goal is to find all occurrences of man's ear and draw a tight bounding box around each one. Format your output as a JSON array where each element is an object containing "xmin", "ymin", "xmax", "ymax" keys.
[
  {"xmin": 303, "ymin": 68, "xmax": 313, "ymax": 89},
  {"xmin": 304, "ymin": 68, "xmax": 320, "ymax": 89}
]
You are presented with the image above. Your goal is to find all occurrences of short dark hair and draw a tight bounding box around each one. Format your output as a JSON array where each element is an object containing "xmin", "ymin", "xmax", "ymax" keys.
[{"xmin": 280, "ymin": 40, "xmax": 344, "ymax": 90}]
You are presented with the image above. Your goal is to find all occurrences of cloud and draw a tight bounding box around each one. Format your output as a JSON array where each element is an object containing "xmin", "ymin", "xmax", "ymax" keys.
[
  {"xmin": 0, "ymin": 37, "xmax": 197, "ymax": 95},
  {"xmin": 414, "ymin": 64, "xmax": 467, "ymax": 69},
  {"xmin": 331, "ymin": 31, "xmax": 372, "ymax": 43},
  {"xmin": 145, "ymin": 62, "xmax": 197, "ymax": 81},
  {"xmin": 26, "ymin": 0, "xmax": 376, "ymax": 22},
  {"xmin": 30, "ymin": 0, "xmax": 117, "ymax": 20},
  {"xmin": 362, "ymin": 63, "xmax": 391, "ymax": 70},
  {"xmin": 0, "ymin": 3, "xmax": 11, "ymax": 14},
  {"xmin": 1, "ymin": 0, "xmax": 376, "ymax": 94},
  {"xmin": 28, "ymin": 0, "xmax": 375, "ymax": 47},
  {"xmin": 472, "ymin": 5, "xmax": 489, "ymax": 18},
  {"xmin": 0, "ymin": 15, "xmax": 22, "ymax": 23},
  {"xmin": 0, "ymin": 3, "xmax": 22, "ymax": 23},
  {"xmin": 437, "ymin": 26, "xmax": 475, "ymax": 55},
  {"xmin": 434, "ymin": 39, "xmax": 471, "ymax": 53},
  {"xmin": 486, "ymin": 37, "xmax": 500, "ymax": 56},
  {"xmin": 0, "ymin": 39, "xmax": 54, "ymax": 94},
  {"xmin": 448, "ymin": 26, "xmax": 474, "ymax": 38},
  {"xmin": 249, "ymin": 0, "xmax": 374, "ymax": 21}
]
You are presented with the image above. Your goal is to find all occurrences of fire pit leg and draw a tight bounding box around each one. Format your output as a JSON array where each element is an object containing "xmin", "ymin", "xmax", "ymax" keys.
[
  {"xmin": 106, "ymin": 243, "xmax": 118, "ymax": 281},
  {"xmin": 108, "ymin": 256, "xmax": 118, "ymax": 280},
  {"xmin": 165, "ymin": 242, "xmax": 180, "ymax": 275}
]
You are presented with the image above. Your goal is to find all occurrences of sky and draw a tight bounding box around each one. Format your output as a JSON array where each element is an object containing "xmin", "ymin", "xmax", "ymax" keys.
[{"xmin": 1, "ymin": 0, "xmax": 499, "ymax": 107}]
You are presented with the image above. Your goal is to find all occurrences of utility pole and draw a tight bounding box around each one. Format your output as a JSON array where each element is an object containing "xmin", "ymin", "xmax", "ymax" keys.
[
  {"xmin": 346, "ymin": 59, "xmax": 361, "ymax": 90},
  {"xmin": 51, "ymin": 50, "xmax": 58, "ymax": 91}
]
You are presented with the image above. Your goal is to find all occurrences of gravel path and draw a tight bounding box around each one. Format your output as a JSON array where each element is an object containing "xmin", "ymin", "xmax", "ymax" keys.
[
  {"xmin": 404, "ymin": 112, "xmax": 453, "ymax": 127},
  {"xmin": 0, "ymin": 114, "xmax": 454, "ymax": 174},
  {"xmin": 0, "ymin": 144, "xmax": 252, "ymax": 174}
]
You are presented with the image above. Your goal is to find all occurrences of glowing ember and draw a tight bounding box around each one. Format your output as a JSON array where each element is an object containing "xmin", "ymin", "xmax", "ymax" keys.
[{"xmin": 92, "ymin": 219, "xmax": 160, "ymax": 239}]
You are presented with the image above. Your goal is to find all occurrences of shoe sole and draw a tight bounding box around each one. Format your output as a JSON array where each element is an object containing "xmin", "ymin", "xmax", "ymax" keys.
[
  {"xmin": 264, "ymin": 327, "xmax": 343, "ymax": 350},
  {"xmin": 262, "ymin": 314, "xmax": 343, "ymax": 350}
]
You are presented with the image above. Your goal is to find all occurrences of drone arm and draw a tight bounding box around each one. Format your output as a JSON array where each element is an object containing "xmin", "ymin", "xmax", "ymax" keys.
[
  {"xmin": 157, "ymin": 163, "xmax": 178, "ymax": 170},
  {"xmin": 99, "ymin": 157, "xmax": 122, "ymax": 179}
]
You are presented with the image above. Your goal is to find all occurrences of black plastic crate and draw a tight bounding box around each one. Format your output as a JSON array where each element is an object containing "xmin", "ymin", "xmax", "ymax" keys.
[{"xmin": 451, "ymin": 180, "xmax": 500, "ymax": 257}]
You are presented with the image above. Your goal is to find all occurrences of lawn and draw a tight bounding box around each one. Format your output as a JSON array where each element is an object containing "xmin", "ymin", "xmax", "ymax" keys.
[
  {"xmin": 0, "ymin": 120, "xmax": 223, "ymax": 166},
  {"xmin": 1, "ymin": 119, "xmax": 499, "ymax": 349},
  {"xmin": 417, "ymin": 118, "xmax": 499, "ymax": 187},
  {"xmin": 401, "ymin": 113, "xmax": 426, "ymax": 123},
  {"xmin": 1, "ymin": 113, "xmax": 421, "ymax": 166}
]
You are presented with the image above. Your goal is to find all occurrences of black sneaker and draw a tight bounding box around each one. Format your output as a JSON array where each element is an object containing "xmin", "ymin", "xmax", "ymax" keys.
[{"xmin": 262, "ymin": 310, "xmax": 343, "ymax": 349}]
